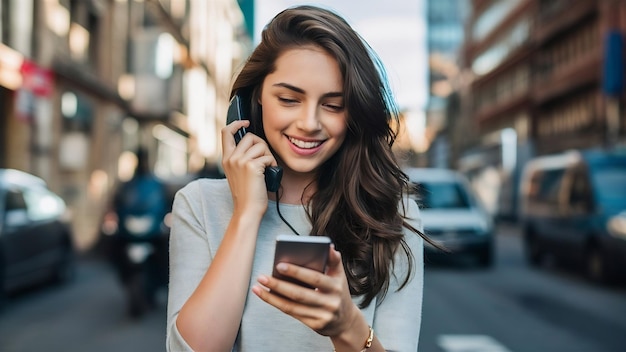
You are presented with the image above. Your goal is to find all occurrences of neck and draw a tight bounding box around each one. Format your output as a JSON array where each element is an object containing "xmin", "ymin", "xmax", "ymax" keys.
[{"xmin": 268, "ymin": 171, "xmax": 316, "ymax": 205}]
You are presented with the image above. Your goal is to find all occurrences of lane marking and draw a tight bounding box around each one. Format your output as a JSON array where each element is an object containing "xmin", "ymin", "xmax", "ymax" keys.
[{"xmin": 437, "ymin": 335, "xmax": 513, "ymax": 352}]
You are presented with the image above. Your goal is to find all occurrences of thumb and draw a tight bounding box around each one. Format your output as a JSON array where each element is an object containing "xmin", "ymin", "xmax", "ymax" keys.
[{"xmin": 326, "ymin": 244, "xmax": 344, "ymax": 276}]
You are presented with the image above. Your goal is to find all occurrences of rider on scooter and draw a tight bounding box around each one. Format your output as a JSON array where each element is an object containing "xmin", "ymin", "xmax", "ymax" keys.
[{"xmin": 105, "ymin": 147, "xmax": 170, "ymax": 317}]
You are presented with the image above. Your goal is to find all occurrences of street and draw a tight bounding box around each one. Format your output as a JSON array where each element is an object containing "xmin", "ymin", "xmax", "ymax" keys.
[
  {"xmin": 0, "ymin": 255, "xmax": 166, "ymax": 352},
  {"xmin": 1, "ymin": 224, "xmax": 625, "ymax": 352},
  {"xmin": 420, "ymin": 225, "xmax": 626, "ymax": 352}
]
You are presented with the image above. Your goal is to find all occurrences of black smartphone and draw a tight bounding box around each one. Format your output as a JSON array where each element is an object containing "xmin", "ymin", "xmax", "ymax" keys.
[
  {"xmin": 272, "ymin": 234, "xmax": 331, "ymax": 289},
  {"xmin": 226, "ymin": 93, "xmax": 283, "ymax": 192}
]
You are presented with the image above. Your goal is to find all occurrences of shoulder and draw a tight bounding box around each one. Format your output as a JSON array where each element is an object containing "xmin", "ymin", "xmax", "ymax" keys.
[
  {"xmin": 400, "ymin": 195, "xmax": 423, "ymax": 232},
  {"xmin": 178, "ymin": 177, "xmax": 229, "ymax": 195},
  {"xmin": 396, "ymin": 195, "xmax": 424, "ymax": 266},
  {"xmin": 171, "ymin": 178, "xmax": 233, "ymax": 235},
  {"xmin": 175, "ymin": 178, "xmax": 232, "ymax": 208}
]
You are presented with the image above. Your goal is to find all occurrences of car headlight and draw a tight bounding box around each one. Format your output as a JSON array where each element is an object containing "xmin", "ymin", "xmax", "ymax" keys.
[{"xmin": 607, "ymin": 212, "xmax": 626, "ymax": 239}]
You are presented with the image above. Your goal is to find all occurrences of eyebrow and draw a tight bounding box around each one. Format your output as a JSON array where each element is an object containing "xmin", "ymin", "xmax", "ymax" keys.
[{"xmin": 272, "ymin": 82, "xmax": 343, "ymax": 98}]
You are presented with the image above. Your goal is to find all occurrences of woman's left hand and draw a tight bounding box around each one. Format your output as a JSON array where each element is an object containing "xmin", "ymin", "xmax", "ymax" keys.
[{"xmin": 251, "ymin": 245, "xmax": 359, "ymax": 337}]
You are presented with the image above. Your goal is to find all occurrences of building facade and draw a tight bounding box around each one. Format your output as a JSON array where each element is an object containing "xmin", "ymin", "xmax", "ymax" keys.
[
  {"xmin": 0, "ymin": 0, "xmax": 250, "ymax": 250},
  {"xmin": 449, "ymin": 0, "xmax": 626, "ymax": 220},
  {"xmin": 424, "ymin": 0, "xmax": 469, "ymax": 169}
]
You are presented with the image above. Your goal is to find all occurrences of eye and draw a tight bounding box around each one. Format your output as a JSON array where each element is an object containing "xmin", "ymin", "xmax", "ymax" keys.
[
  {"xmin": 278, "ymin": 97, "xmax": 298, "ymax": 104},
  {"xmin": 323, "ymin": 103, "xmax": 344, "ymax": 112}
]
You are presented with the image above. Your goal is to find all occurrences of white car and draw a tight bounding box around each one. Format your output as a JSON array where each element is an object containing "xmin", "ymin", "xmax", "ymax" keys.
[{"xmin": 405, "ymin": 168, "xmax": 494, "ymax": 267}]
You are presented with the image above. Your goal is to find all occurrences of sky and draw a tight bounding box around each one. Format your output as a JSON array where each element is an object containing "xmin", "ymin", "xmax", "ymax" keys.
[{"xmin": 254, "ymin": 0, "xmax": 428, "ymax": 112}]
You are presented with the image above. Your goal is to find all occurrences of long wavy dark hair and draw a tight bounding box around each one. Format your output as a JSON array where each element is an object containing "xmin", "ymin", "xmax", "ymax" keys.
[{"xmin": 231, "ymin": 5, "xmax": 431, "ymax": 308}]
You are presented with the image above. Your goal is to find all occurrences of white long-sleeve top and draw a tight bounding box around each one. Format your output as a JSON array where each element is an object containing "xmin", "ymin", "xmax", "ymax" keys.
[{"xmin": 166, "ymin": 178, "xmax": 424, "ymax": 351}]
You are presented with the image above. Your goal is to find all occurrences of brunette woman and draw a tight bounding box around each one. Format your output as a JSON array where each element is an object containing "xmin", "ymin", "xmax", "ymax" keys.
[{"xmin": 167, "ymin": 5, "xmax": 428, "ymax": 351}]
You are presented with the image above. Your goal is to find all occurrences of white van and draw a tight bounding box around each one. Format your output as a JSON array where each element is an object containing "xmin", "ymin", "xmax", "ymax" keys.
[
  {"xmin": 518, "ymin": 149, "xmax": 626, "ymax": 283},
  {"xmin": 404, "ymin": 168, "xmax": 495, "ymax": 267}
]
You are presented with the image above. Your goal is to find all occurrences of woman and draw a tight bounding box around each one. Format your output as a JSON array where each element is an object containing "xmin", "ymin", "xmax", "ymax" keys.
[{"xmin": 167, "ymin": 5, "xmax": 428, "ymax": 351}]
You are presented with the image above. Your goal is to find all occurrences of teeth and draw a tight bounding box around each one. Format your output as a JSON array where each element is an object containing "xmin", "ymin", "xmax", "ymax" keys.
[{"xmin": 289, "ymin": 137, "xmax": 322, "ymax": 149}]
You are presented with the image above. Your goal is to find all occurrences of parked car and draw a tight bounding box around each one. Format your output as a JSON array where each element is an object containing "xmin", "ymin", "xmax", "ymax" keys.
[
  {"xmin": 518, "ymin": 149, "xmax": 626, "ymax": 284},
  {"xmin": 405, "ymin": 167, "xmax": 495, "ymax": 267},
  {"xmin": 0, "ymin": 169, "xmax": 75, "ymax": 307}
]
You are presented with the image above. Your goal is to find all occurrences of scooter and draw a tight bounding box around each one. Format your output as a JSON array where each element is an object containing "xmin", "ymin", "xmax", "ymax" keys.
[{"xmin": 101, "ymin": 210, "xmax": 170, "ymax": 318}]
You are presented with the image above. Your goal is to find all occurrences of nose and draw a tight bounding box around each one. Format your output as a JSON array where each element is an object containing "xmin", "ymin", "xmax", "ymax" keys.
[{"xmin": 296, "ymin": 104, "xmax": 321, "ymax": 132}]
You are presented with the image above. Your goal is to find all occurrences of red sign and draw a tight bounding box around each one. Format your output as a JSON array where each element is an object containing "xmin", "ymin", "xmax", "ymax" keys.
[{"xmin": 20, "ymin": 59, "xmax": 54, "ymax": 97}]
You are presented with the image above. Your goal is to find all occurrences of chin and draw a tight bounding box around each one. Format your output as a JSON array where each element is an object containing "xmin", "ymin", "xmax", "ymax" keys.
[{"xmin": 283, "ymin": 161, "xmax": 322, "ymax": 175}]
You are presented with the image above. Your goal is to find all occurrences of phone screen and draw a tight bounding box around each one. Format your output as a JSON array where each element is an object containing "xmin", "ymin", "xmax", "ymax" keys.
[{"xmin": 272, "ymin": 235, "xmax": 331, "ymax": 289}]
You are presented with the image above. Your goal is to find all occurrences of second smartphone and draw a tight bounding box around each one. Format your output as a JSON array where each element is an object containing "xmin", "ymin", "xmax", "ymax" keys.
[{"xmin": 272, "ymin": 234, "xmax": 331, "ymax": 289}]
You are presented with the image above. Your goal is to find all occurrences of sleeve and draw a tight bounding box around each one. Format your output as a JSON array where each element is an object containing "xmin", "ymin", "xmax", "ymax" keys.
[
  {"xmin": 166, "ymin": 181, "xmax": 212, "ymax": 352},
  {"xmin": 372, "ymin": 198, "xmax": 424, "ymax": 352}
]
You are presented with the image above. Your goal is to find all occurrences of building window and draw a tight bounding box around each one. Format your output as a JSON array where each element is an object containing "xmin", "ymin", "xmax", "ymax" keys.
[
  {"xmin": 1, "ymin": 0, "xmax": 34, "ymax": 55},
  {"xmin": 473, "ymin": 0, "xmax": 523, "ymax": 42},
  {"xmin": 537, "ymin": 91, "xmax": 596, "ymax": 137},
  {"xmin": 61, "ymin": 91, "xmax": 93, "ymax": 132},
  {"xmin": 68, "ymin": 0, "xmax": 101, "ymax": 69},
  {"xmin": 474, "ymin": 63, "xmax": 529, "ymax": 113},
  {"xmin": 472, "ymin": 18, "xmax": 530, "ymax": 76},
  {"xmin": 538, "ymin": 20, "xmax": 599, "ymax": 81}
]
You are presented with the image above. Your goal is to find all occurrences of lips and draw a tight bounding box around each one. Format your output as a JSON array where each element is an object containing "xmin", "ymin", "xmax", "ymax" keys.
[{"xmin": 288, "ymin": 136, "xmax": 323, "ymax": 149}]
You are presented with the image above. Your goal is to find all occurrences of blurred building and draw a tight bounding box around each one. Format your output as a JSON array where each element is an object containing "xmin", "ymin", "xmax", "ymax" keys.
[
  {"xmin": 442, "ymin": 0, "xmax": 626, "ymax": 221},
  {"xmin": 424, "ymin": 0, "xmax": 469, "ymax": 169},
  {"xmin": 532, "ymin": 0, "xmax": 624, "ymax": 154},
  {"xmin": 0, "ymin": 0, "xmax": 251, "ymax": 250}
]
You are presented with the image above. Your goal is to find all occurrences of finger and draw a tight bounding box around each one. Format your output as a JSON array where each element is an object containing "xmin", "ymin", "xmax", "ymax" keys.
[
  {"xmin": 259, "ymin": 272, "xmax": 332, "ymax": 306},
  {"xmin": 234, "ymin": 132, "xmax": 277, "ymax": 163},
  {"xmin": 252, "ymin": 279, "xmax": 332, "ymax": 319},
  {"xmin": 225, "ymin": 118, "xmax": 250, "ymax": 130},
  {"xmin": 328, "ymin": 244, "xmax": 341, "ymax": 266},
  {"xmin": 227, "ymin": 152, "xmax": 275, "ymax": 176},
  {"xmin": 224, "ymin": 133, "xmax": 266, "ymax": 163},
  {"xmin": 228, "ymin": 138, "xmax": 277, "ymax": 172},
  {"xmin": 251, "ymin": 138, "xmax": 279, "ymax": 168},
  {"xmin": 325, "ymin": 245, "xmax": 345, "ymax": 278},
  {"xmin": 245, "ymin": 141, "xmax": 275, "ymax": 160},
  {"xmin": 221, "ymin": 120, "xmax": 250, "ymax": 151},
  {"xmin": 273, "ymin": 262, "xmax": 338, "ymax": 293}
]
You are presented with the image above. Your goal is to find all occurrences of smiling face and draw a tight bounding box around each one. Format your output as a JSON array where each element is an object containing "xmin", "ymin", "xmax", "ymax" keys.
[{"xmin": 260, "ymin": 46, "xmax": 347, "ymax": 181}]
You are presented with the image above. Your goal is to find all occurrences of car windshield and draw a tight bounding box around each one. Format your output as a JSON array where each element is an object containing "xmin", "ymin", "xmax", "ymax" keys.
[
  {"xmin": 590, "ymin": 165, "xmax": 626, "ymax": 208},
  {"xmin": 414, "ymin": 181, "xmax": 472, "ymax": 209}
]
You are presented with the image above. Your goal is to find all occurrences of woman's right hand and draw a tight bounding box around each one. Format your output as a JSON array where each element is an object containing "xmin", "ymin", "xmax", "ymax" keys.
[
  {"xmin": 221, "ymin": 120, "xmax": 277, "ymax": 217},
  {"xmin": 251, "ymin": 246, "xmax": 382, "ymax": 351}
]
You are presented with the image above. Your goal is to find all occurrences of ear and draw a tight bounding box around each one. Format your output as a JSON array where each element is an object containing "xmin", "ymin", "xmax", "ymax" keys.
[{"xmin": 256, "ymin": 87, "xmax": 263, "ymax": 105}]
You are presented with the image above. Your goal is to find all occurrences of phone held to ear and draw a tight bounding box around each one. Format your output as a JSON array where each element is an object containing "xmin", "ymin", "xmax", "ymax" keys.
[
  {"xmin": 272, "ymin": 235, "xmax": 331, "ymax": 289},
  {"xmin": 226, "ymin": 93, "xmax": 283, "ymax": 192}
]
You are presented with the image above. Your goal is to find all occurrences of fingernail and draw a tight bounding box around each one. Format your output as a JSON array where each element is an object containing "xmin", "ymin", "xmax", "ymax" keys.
[
  {"xmin": 258, "ymin": 275, "xmax": 269, "ymax": 284},
  {"xmin": 276, "ymin": 263, "xmax": 288, "ymax": 272}
]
